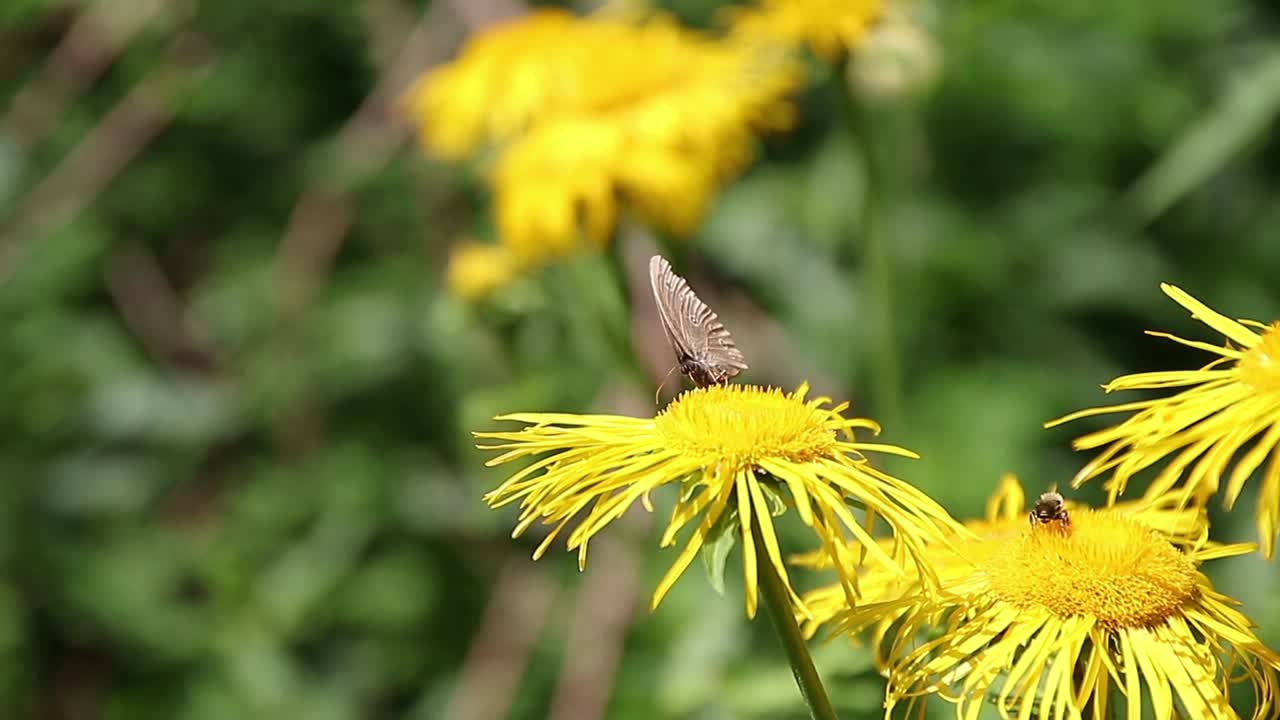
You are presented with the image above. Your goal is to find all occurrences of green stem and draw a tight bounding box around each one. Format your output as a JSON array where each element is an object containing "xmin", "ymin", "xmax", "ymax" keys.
[
  {"xmin": 753, "ymin": 528, "xmax": 840, "ymax": 720},
  {"xmin": 860, "ymin": 159, "xmax": 902, "ymax": 432},
  {"xmin": 838, "ymin": 73, "xmax": 905, "ymax": 431}
]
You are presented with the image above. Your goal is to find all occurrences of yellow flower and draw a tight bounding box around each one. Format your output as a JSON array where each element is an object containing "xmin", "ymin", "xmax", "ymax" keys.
[
  {"xmin": 795, "ymin": 474, "xmax": 1206, "ymax": 657},
  {"xmin": 725, "ymin": 0, "xmax": 883, "ymax": 60},
  {"xmin": 404, "ymin": 10, "xmax": 799, "ymax": 267},
  {"xmin": 834, "ymin": 506, "xmax": 1280, "ymax": 719},
  {"xmin": 445, "ymin": 242, "xmax": 519, "ymax": 300},
  {"xmin": 477, "ymin": 383, "xmax": 965, "ymax": 617},
  {"xmin": 1047, "ymin": 284, "xmax": 1280, "ymax": 557},
  {"xmin": 402, "ymin": 10, "xmax": 591, "ymax": 158}
]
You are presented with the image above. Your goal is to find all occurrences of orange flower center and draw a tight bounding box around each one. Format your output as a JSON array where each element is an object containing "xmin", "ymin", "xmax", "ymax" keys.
[{"xmin": 982, "ymin": 510, "xmax": 1199, "ymax": 629}]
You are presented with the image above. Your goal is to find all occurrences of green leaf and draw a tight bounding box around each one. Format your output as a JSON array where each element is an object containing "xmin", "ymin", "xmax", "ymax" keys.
[
  {"xmin": 701, "ymin": 511, "xmax": 739, "ymax": 596},
  {"xmin": 757, "ymin": 479, "xmax": 790, "ymax": 518},
  {"xmin": 1125, "ymin": 45, "xmax": 1280, "ymax": 222}
]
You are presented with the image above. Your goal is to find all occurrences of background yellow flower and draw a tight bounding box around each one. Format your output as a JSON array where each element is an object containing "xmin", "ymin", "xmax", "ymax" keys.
[
  {"xmin": 725, "ymin": 0, "xmax": 884, "ymax": 60},
  {"xmin": 405, "ymin": 10, "xmax": 800, "ymax": 266},
  {"xmin": 1048, "ymin": 284, "xmax": 1280, "ymax": 558},
  {"xmin": 445, "ymin": 241, "xmax": 519, "ymax": 300}
]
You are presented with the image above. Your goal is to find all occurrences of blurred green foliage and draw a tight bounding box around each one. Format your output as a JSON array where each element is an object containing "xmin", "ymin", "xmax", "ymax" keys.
[{"xmin": 1, "ymin": 0, "xmax": 1279, "ymax": 718}]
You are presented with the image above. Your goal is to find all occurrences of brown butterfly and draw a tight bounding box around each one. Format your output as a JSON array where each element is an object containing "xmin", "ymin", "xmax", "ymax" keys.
[{"xmin": 649, "ymin": 255, "xmax": 748, "ymax": 389}]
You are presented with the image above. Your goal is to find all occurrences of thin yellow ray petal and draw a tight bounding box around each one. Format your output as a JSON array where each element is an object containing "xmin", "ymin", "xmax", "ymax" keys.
[
  {"xmin": 1120, "ymin": 633, "xmax": 1142, "ymax": 720},
  {"xmin": 1046, "ymin": 398, "xmax": 1168, "ymax": 428},
  {"xmin": 758, "ymin": 459, "xmax": 814, "ymax": 526},
  {"xmin": 747, "ymin": 472, "xmax": 797, "ymax": 603},
  {"xmin": 1000, "ymin": 616, "xmax": 1060, "ymax": 714},
  {"xmin": 491, "ymin": 412, "xmax": 649, "ymax": 427},
  {"xmin": 1128, "ymin": 630, "xmax": 1173, "ymax": 720},
  {"xmin": 1142, "ymin": 331, "xmax": 1244, "ymax": 359},
  {"xmin": 1160, "ymin": 283, "xmax": 1261, "ymax": 348},
  {"xmin": 1204, "ymin": 420, "xmax": 1269, "ymax": 506},
  {"xmin": 649, "ymin": 477, "xmax": 734, "ymax": 611},
  {"xmin": 1153, "ymin": 620, "xmax": 1217, "ymax": 719},
  {"xmin": 1257, "ymin": 464, "xmax": 1280, "ymax": 557},
  {"xmin": 1101, "ymin": 369, "xmax": 1234, "ymax": 390},
  {"xmin": 1192, "ymin": 542, "xmax": 1256, "ymax": 562},
  {"xmin": 737, "ymin": 472, "xmax": 759, "ymax": 618},
  {"xmin": 661, "ymin": 482, "xmax": 717, "ymax": 547},
  {"xmin": 805, "ymin": 481, "xmax": 903, "ymax": 574},
  {"xmin": 915, "ymin": 612, "xmax": 1014, "ymax": 682},
  {"xmin": 841, "ymin": 442, "xmax": 921, "ymax": 459}
]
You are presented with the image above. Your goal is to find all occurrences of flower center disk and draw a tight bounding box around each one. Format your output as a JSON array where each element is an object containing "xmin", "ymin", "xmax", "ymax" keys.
[
  {"xmin": 1237, "ymin": 322, "xmax": 1280, "ymax": 391},
  {"xmin": 655, "ymin": 385, "xmax": 837, "ymax": 467},
  {"xmin": 982, "ymin": 510, "xmax": 1199, "ymax": 629}
]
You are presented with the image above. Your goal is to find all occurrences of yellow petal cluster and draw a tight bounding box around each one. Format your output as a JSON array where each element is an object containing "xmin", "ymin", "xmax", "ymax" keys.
[
  {"xmin": 1048, "ymin": 283, "xmax": 1280, "ymax": 557},
  {"xmin": 796, "ymin": 475, "xmax": 1205, "ymax": 657},
  {"xmin": 725, "ymin": 0, "xmax": 883, "ymax": 60},
  {"xmin": 833, "ymin": 503, "xmax": 1280, "ymax": 720},
  {"xmin": 405, "ymin": 10, "xmax": 800, "ymax": 266},
  {"xmin": 477, "ymin": 383, "xmax": 964, "ymax": 618},
  {"xmin": 444, "ymin": 241, "xmax": 518, "ymax": 300}
]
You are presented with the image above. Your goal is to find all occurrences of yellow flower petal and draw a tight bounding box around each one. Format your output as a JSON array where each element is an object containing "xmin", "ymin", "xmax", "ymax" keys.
[
  {"xmin": 478, "ymin": 383, "xmax": 964, "ymax": 616},
  {"xmin": 828, "ymin": 504, "xmax": 1280, "ymax": 720},
  {"xmin": 405, "ymin": 10, "xmax": 801, "ymax": 266},
  {"xmin": 1047, "ymin": 285, "xmax": 1280, "ymax": 556}
]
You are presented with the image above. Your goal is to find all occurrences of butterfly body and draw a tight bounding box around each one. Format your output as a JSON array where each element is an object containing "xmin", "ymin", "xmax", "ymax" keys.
[{"xmin": 649, "ymin": 255, "xmax": 748, "ymax": 388}]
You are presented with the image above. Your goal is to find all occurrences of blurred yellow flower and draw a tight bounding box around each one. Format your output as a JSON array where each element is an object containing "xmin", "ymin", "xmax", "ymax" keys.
[
  {"xmin": 1047, "ymin": 284, "xmax": 1280, "ymax": 557},
  {"xmin": 725, "ymin": 0, "xmax": 883, "ymax": 60},
  {"xmin": 403, "ymin": 10, "xmax": 592, "ymax": 158},
  {"xmin": 477, "ymin": 383, "xmax": 964, "ymax": 618},
  {"xmin": 834, "ymin": 506, "xmax": 1280, "ymax": 719},
  {"xmin": 404, "ymin": 9, "xmax": 800, "ymax": 267},
  {"xmin": 795, "ymin": 474, "xmax": 1206, "ymax": 658},
  {"xmin": 445, "ymin": 242, "xmax": 518, "ymax": 300}
]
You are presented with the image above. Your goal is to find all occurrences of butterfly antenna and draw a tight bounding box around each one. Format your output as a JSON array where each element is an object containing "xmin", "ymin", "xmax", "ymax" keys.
[{"xmin": 654, "ymin": 364, "xmax": 680, "ymax": 405}]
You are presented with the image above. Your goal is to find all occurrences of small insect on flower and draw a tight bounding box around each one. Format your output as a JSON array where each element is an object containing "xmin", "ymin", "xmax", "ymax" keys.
[
  {"xmin": 649, "ymin": 255, "xmax": 748, "ymax": 389},
  {"xmin": 1029, "ymin": 491, "xmax": 1070, "ymax": 531}
]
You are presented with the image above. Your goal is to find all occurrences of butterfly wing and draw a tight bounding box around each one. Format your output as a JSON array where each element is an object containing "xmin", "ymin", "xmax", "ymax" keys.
[
  {"xmin": 648, "ymin": 256, "xmax": 747, "ymax": 383},
  {"xmin": 649, "ymin": 255, "xmax": 692, "ymax": 362}
]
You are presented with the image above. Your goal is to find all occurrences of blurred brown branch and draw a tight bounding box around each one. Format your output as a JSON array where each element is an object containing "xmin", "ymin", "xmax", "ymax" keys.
[
  {"xmin": 272, "ymin": 0, "xmax": 525, "ymax": 319},
  {"xmin": 268, "ymin": 0, "xmax": 523, "ymax": 455},
  {"xmin": 0, "ymin": 31, "xmax": 213, "ymax": 284},
  {"xmin": 546, "ymin": 525, "xmax": 643, "ymax": 720},
  {"xmin": 103, "ymin": 241, "xmax": 219, "ymax": 374},
  {"xmin": 3, "ymin": 0, "xmax": 176, "ymax": 149},
  {"xmin": 443, "ymin": 557, "xmax": 559, "ymax": 720}
]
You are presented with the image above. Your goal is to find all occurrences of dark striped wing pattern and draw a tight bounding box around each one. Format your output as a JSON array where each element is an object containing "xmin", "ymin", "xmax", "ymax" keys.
[{"xmin": 648, "ymin": 255, "xmax": 747, "ymax": 387}]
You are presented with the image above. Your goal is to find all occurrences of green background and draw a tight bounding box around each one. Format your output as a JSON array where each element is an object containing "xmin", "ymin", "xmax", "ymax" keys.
[{"xmin": 1, "ymin": 0, "xmax": 1278, "ymax": 717}]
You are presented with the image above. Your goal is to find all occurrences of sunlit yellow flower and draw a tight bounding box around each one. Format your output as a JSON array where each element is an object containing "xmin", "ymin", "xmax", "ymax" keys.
[
  {"xmin": 796, "ymin": 474, "xmax": 1206, "ymax": 657},
  {"xmin": 834, "ymin": 506, "xmax": 1280, "ymax": 719},
  {"xmin": 1047, "ymin": 284, "xmax": 1280, "ymax": 558},
  {"xmin": 477, "ymin": 383, "xmax": 964, "ymax": 617},
  {"xmin": 725, "ymin": 0, "xmax": 883, "ymax": 60},
  {"xmin": 445, "ymin": 241, "xmax": 519, "ymax": 300},
  {"xmin": 402, "ymin": 10, "xmax": 593, "ymax": 158},
  {"xmin": 405, "ymin": 10, "xmax": 799, "ymax": 266}
]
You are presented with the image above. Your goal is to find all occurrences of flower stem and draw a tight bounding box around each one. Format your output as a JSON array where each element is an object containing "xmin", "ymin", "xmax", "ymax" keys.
[
  {"xmin": 841, "ymin": 82, "xmax": 906, "ymax": 431},
  {"xmin": 860, "ymin": 155, "xmax": 902, "ymax": 432},
  {"xmin": 752, "ymin": 528, "xmax": 840, "ymax": 720}
]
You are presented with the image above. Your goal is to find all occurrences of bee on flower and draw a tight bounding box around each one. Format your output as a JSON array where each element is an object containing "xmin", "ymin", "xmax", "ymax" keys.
[
  {"xmin": 794, "ymin": 475, "xmax": 1208, "ymax": 658},
  {"xmin": 826, "ymin": 482, "xmax": 1280, "ymax": 719}
]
